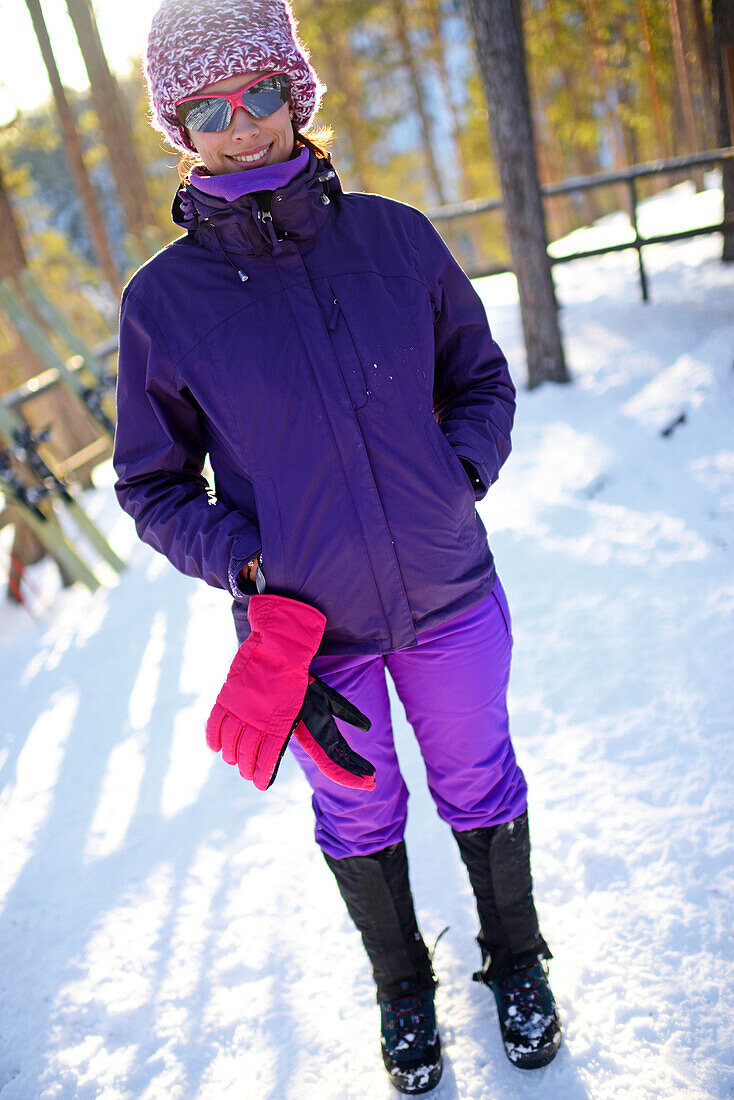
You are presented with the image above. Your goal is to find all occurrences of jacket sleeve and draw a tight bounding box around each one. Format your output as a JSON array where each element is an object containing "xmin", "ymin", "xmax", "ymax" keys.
[
  {"xmin": 414, "ymin": 212, "xmax": 516, "ymax": 500},
  {"xmin": 114, "ymin": 286, "xmax": 261, "ymax": 596}
]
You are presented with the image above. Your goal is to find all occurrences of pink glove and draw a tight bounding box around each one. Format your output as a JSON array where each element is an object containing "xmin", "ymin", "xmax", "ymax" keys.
[{"xmin": 206, "ymin": 594, "xmax": 375, "ymax": 791}]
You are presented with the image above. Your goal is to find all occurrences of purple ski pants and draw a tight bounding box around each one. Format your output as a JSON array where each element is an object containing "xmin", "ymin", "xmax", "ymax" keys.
[{"xmin": 290, "ymin": 579, "xmax": 528, "ymax": 859}]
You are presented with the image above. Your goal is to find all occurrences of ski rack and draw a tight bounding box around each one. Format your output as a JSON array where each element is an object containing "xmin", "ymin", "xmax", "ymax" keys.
[
  {"xmin": 0, "ymin": 402, "xmax": 125, "ymax": 589},
  {"xmin": 0, "ymin": 445, "xmax": 102, "ymax": 593},
  {"xmin": 0, "ymin": 274, "xmax": 124, "ymax": 593}
]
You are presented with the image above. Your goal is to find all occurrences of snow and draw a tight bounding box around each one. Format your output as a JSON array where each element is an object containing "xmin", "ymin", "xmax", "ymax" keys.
[{"xmin": 2, "ymin": 177, "xmax": 733, "ymax": 1099}]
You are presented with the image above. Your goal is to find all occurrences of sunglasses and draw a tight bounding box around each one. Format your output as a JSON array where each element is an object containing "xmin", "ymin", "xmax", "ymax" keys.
[{"xmin": 174, "ymin": 73, "xmax": 291, "ymax": 133}]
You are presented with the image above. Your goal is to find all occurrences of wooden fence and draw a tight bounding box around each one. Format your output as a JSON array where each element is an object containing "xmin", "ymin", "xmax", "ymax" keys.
[{"xmin": 426, "ymin": 146, "xmax": 734, "ymax": 300}]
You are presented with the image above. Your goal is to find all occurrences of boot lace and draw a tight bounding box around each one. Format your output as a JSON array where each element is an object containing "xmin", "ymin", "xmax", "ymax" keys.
[
  {"xmin": 497, "ymin": 966, "xmax": 549, "ymax": 1031},
  {"xmin": 384, "ymin": 994, "xmax": 433, "ymax": 1051}
]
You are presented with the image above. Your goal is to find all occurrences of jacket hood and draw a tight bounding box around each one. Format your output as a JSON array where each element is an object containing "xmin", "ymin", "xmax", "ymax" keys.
[{"xmin": 171, "ymin": 149, "xmax": 342, "ymax": 258}]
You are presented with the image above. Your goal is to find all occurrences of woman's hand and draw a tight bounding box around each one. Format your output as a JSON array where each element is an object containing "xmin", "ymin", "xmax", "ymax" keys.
[{"xmin": 239, "ymin": 555, "xmax": 260, "ymax": 586}]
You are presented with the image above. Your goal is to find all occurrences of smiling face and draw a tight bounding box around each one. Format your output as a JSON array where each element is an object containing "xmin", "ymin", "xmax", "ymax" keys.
[{"xmin": 185, "ymin": 72, "xmax": 295, "ymax": 175}]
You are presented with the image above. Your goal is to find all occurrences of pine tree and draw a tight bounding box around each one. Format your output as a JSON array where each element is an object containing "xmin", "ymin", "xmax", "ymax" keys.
[
  {"xmin": 65, "ymin": 0, "xmax": 157, "ymax": 245},
  {"xmin": 23, "ymin": 0, "xmax": 120, "ymax": 293},
  {"xmin": 465, "ymin": 0, "xmax": 569, "ymax": 386},
  {"xmin": 390, "ymin": 0, "xmax": 449, "ymax": 204}
]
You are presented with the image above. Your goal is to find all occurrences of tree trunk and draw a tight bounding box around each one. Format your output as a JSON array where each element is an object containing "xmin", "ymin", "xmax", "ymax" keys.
[
  {"xmin": 711, "ymin": 0, "xmax": 734, "ymax": 260},
  {"xmin": 688, "ymin": 0, "xmax": 719, "ymax": 145},
  {"xmin": 538, "ymin": 2, "xmax": 600, "ymax": 225},
  {"xmin": 424, "ymin": 0, "xmax": 481, "ymax": 262},
  {"xmin": 391, "ymin": 0, "xmax": 448, "ymax": 205},
  {"xmin": 0, "ymin": 162, "xmax": 27, "ymax": 278},
  {"xmin": 425, "ymin": 0, "xmax": 471, "ymax": 197},
  {"xmin": 582, "ymin": 0, "xmax": 630, "ymax": 169},
  {"xmin": 318, "ymin": 20, "xmax": 376, "ymax": 193},
  {"xmin": 65, "ymin": 0, "xmax": 156, "ymax": 242},
  {"xmin": 636, "ymin": 0, "xmax": 671, "ymax": 158},
  {"xmin": 669, "ymin": 0, "xmax": 704, "ymax": 185},
  {"xmin": 23, "ymin": 0, "xmax": 121, "ymax": 294},
  {"xmin": 579, "ymin": 0, "xmax": 632, "ymax": 214},
  {"xmin": 533, "ymin": 112, "xmax": 570, "ymax": 239},
  {"xmin": 465, "ymin": 0, "xmax": 569, "ymax": 387}
]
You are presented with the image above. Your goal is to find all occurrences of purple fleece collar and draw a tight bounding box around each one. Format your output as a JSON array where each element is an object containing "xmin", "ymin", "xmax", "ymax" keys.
[{"xmin": 190, "ymin": 145, "xmax": 309, "ymax": 199}]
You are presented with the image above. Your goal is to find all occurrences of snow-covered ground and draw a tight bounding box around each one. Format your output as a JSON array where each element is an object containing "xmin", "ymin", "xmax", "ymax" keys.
[{"xmin": 1, "ymin": 178, "xmax": 732, "ymax": 1099}]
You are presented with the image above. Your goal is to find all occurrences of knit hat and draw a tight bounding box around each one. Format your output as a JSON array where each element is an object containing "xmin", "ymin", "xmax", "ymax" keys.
[{"xmin": 145, "ymin": 0, "xmax": 326, "ymax": 152}]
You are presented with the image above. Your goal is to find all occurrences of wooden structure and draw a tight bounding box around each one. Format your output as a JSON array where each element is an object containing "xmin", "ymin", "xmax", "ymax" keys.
[{"xmin": 0, "ymin": 277, "xmax": 123, "ymax": 600}]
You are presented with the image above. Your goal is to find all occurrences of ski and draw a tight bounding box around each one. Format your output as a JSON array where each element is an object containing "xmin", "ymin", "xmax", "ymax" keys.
[
  {"xmin": 0, "ymin": 405, "xmax": 125, "ymax": 575},
  {"xmin": 0, "ymin": 447, "xmax": 101, "ymax": 592}
]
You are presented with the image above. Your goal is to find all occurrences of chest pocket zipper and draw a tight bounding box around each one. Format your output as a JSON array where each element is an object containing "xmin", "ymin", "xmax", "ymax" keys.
[{"xmin": 326, "ymin": 280, "xmax": 370, "ymax": 409}]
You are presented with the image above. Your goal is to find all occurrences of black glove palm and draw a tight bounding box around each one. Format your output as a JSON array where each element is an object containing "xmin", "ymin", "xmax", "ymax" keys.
[{"xmin": 290, "ymin": 674, "xmax": 376, "ymax": 790}]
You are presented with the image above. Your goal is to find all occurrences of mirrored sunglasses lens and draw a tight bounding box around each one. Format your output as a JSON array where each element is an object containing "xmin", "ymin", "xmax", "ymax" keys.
[
  {"xmin": 241, "ymin": 76, "xmax": 290, "ymax": 119},
  {"xmin": 178, "ymin": 97, "xmax": 232, "ymax": 132}
]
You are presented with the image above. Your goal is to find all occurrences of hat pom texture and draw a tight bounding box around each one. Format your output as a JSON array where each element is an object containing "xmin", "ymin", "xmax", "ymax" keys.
[{"xmin": 145, "ymin": 0, "xmax": 326, "ymax": 152}]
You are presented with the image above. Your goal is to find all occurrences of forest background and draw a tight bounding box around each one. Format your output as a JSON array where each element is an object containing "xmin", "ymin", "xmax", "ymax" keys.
[{"xmin": 0, "ymin": 0, "xmax": 725, "ymax": 393}]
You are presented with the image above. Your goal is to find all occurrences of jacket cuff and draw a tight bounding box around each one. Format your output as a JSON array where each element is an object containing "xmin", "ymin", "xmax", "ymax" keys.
[
  {"xmin": 442, "ymin": 428, "xmax": 497, "ymax": 502},
  {"xmin": 229, "ymin": 547, "xmax": 262, "ymax": 600},
  {"xmin": 458, "ymin": 457, "xmax": 487, "ymax": 498}
]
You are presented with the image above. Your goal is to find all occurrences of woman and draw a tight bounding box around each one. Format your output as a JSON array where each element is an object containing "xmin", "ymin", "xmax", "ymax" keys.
[{"xmin": 114, "ymin": 0, "xmax": 561, "ymax": 1092}]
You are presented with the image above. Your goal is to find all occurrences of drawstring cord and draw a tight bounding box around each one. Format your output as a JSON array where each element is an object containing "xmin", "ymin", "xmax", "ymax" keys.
[
  {"xmin": 201, "ymin": 167, "xmax": 337, "ymax": 278},
  {"xmin": 211, "ymin": 223, "xmax": 249, "ymax": 283}
]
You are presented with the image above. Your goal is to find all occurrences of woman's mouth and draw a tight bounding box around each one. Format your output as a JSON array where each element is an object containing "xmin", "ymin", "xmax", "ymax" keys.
[{"xmin": 229, "ymin": 144, "xmax": 272, "ymax": 166}]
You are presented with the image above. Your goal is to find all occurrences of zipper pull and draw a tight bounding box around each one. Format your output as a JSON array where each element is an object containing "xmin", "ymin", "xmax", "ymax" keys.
[
  {"xmin": 328, "ymin": 296, "xmax": 340, "ymax": 331},
  {"xmin": 255, "ymin": 194, "xmax": 282, "ymax": 253}
]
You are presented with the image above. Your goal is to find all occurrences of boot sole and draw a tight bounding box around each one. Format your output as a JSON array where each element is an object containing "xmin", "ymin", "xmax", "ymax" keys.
[
  {"xmin": 502, "ymin": 1026, "xmax": 562, "ymax": 1070},
  {"xmin": 384, "ymin": 1052, "xmax": 443, "ymax": 1093}
]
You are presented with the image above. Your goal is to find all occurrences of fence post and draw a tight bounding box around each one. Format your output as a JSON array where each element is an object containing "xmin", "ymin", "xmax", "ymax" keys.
[{"xmin": 627, "ymin": 177, "xmax": 650, "ymax": 302}]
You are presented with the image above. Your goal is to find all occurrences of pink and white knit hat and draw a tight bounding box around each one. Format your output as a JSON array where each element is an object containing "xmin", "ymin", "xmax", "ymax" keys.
[{"xmin": 145, "ymin": 0, "xmax": 326, "ymax": 152}]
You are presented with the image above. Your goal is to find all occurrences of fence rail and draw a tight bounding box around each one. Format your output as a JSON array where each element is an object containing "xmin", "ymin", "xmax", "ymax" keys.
[{"xmin": 426, "ymin": 146, "xmax": 734, "ymax": 300}]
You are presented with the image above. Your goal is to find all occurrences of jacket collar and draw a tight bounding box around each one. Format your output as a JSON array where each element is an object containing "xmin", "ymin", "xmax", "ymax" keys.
[{"xmin": 172, "ymin": 150, "xmax": 342, "ymax": 257}]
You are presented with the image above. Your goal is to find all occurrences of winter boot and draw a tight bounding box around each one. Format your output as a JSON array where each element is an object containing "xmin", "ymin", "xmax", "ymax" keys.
[
  {"xmin": 324, "ymin": 842, "xmax": 442, "ymax": 1093},
  {"xmin": 379, "ymin": 988, "xmax": 442, "ymax": 1094},
  {"xmin": 475, "ymin": 949, "xmax": 561, "ymax": 1068},
  {"xmin": 453, "ymin": 810, "xmax": 561, "ymax": 1068}
]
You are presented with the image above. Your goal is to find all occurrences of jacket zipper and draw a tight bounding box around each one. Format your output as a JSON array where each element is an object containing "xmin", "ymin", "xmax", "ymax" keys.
[{"xmin": 255, "ymin": 194, "xmax": 283, "ymax": 254}]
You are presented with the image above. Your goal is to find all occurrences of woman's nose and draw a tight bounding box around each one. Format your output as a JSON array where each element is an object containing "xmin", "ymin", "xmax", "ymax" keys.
[{"xmin": 230, "ymin": 106, "xmax": 260, "ymax": 137}]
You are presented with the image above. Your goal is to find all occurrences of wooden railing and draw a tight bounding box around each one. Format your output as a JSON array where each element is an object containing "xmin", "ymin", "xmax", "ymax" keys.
[{"xmin": 425, "ymin": 147, "xmax": 734, "ymax": 301}]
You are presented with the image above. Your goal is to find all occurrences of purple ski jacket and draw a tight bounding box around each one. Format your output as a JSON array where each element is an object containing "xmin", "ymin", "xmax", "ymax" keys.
[{"xmin": 114, "ymin": 151, "xmax": 516, "ymax": 655}]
